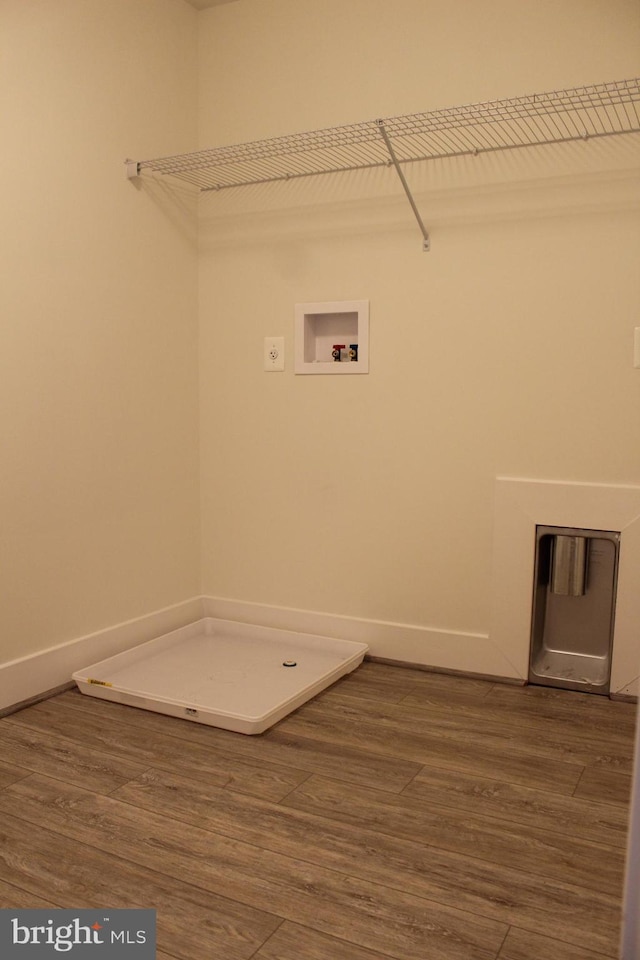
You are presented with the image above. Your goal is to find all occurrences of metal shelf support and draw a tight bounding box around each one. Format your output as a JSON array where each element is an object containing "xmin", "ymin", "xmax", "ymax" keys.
[{"xmin": 377, "ymin": 119, "xmax": 430, "ymax": 251}]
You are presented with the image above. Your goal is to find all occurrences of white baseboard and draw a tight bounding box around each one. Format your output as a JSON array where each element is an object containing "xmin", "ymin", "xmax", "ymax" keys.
[
  {"xmin": 5, "ymin": 592, "xmax": 631, "ymax": 714},
  {"xmin": 202, "ymin": 596, "xmax": 518, "ymax": 680},
  {"xmin": 0, "ymin": 597, "xmax": 204, "ymax": 713},
  {"xmin": 0, "ymin": 595, "xmax": 516, "ymax": 714}
]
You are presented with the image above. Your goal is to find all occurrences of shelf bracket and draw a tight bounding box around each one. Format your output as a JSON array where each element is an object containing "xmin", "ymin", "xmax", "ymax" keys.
[
  {"xmin": 377, "ymin": 120, "xmax": 430, "ymax": 252},
  {"xmin": 125, "ymin": 159, "xmax": 141, "ymax": 180}
]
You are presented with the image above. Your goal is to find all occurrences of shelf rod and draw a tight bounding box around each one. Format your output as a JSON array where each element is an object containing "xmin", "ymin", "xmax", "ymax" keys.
[{"xmin": 377, "ymin": 119, "xmax": 430, "ymax": 251}]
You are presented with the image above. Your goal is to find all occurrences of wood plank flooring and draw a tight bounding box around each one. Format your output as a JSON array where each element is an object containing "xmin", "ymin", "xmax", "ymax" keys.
[{"xmin": 0, "ymin": 660, "xmax": 635, "ymax": 959}]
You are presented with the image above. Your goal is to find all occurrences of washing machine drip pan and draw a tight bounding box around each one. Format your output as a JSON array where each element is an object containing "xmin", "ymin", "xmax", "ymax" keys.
[{"xmin": 73, "ymin": 618, "xmax": 368, "ymax": 734}]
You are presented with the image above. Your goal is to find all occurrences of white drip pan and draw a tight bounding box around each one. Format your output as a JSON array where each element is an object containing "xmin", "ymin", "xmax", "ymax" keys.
[{"xmin": 72, "ymin": 618, "xmax": 368, "ymax": 734}]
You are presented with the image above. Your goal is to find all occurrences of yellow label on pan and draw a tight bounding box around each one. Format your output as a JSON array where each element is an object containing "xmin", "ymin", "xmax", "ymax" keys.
[{"xmin": 87, "ymin": 678, "xmax": 113, "ymax": 687}]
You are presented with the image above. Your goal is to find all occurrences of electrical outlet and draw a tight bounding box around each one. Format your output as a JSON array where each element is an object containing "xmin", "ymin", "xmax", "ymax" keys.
[{"xmin": 264, "ymin": 336, "xmax": 285, "ymax": 372}]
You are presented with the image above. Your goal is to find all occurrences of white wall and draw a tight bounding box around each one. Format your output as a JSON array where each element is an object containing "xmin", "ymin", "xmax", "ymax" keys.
[
  {"xmin": 197, "ymin": 0, "xmax": 640, "ymax": 654},
  {"xmin": 1, "ymin": 0, "xmax": 639, "ymax": 689},
  {"xmin": 0, "ymin": 0, "xmax": 201, "ymax": 666}
]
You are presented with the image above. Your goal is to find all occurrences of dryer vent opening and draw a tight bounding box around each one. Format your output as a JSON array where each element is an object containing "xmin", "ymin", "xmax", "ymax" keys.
[{"xmin": 529, "ymin": 526, "xmax": 620, "ymax": 695}]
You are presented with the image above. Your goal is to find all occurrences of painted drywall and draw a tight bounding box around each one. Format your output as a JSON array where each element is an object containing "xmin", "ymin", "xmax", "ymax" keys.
[
  {"xmin": 0, "ymin": 0, "xmax": 200, "ymax": 664},
  {"xmin": 197, "ymin": 0, "xmax": 640, "ymax": 645},
  {"xmin": 2, "ymin": 0, "xmax": 638, "ymax": 682}
]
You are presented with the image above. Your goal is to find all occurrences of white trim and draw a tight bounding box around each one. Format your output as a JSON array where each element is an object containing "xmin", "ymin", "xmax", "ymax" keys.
[
  {"xmin": 0, "ymin": 597, "xmax": 204, "ymax": 712},
  {"xmin": 7, "ymin": 544, "xmax": 635, "ymax": 717},
  {"xmin": 202, "ymin": 595, "xmax": 513, "ymax": 679},
  {"xmin": 1, "ymin": 594, "xmax": 507, "ymax": 714}
]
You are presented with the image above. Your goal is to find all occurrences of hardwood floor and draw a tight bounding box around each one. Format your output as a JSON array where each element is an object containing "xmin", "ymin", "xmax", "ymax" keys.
[{"xmin": 0, "ymin": 660, "xmax": 635, "ymax": 959}]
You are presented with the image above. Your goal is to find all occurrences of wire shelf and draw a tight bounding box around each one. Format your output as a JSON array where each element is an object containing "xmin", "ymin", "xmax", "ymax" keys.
[{"xmin": 131, "ymin": 78, "xmax": 640, "ymax": 193}]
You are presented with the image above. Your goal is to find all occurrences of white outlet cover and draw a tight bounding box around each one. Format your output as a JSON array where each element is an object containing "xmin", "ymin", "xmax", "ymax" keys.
[{"xmin": 264, "ymin": 336, "xmax": 285, "ymax": 372}]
